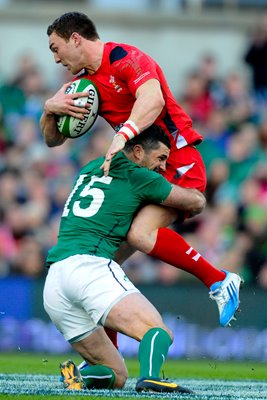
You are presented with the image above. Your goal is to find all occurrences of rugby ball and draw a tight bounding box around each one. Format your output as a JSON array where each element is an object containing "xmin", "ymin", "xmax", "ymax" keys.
[{"xmin": 57, "ymin": 79, "xmax": 99, "ymax": 138}]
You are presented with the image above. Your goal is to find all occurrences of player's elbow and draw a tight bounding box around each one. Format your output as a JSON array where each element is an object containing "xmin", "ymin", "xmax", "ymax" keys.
[
  {"xmin": 44, "ymin": 138, "xmax": 58, "ymax": 147},
  {"xmin": 190, "ymin": 191, "xmax": 206, "ymax": 216},
  {"xmin": 44, "ymin": 139, "xmax": 60, "ymax": 148},
  {"xmin": 148, "ymin": 90, "xmax": 165, "ymax": 116},
  {"xmin": 159, "ymin": 94, "xmax": 165, "ymax": 108},
  {"xmin": 43, "ymin": 132, "xmax": 67, "ymax": 148}
]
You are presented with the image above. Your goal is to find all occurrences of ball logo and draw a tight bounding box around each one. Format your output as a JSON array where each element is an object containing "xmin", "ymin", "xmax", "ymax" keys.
[
  {"xmin": 57, "ymin": 117, "xmax": 64, "ymax": 131},
  {"xmin": 72, "ymin": 87, "xmax": 97, "ymax": 136},
  {"xmin": 57, "ymin": 78, "xmax": 99, "ymax": 138},
  {"xmin": 66, "ymin": 81, "xmax": 78, "ymax": 95}
]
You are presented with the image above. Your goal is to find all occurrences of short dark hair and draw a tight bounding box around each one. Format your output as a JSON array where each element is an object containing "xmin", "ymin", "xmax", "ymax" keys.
[
  {"xmin": 47, "ymin": 12, "xmax": 99, "ymax": 41},
  {"xmin": 124, "ymin": 124, "xmax": 171, "ymax": 153}
]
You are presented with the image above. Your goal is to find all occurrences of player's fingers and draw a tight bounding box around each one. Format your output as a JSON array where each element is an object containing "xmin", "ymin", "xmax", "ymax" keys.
[
  {"xmin": 100, "ymin": 156, "xmax": 112, "ymax": 176},
  {"xmin": 73, "ymin": 97, "xmax": 88, "ymax": 107},
  {"xmin": 71, "ymin": 91, "xmax": 89, "ymax": 99},
  {"xmin": 67, "ymin": 107, "xmax": 89, "ymax": 119},
  {"xmin": 69, "ymin": 104, "xmax": 88, "ymax": 111}
]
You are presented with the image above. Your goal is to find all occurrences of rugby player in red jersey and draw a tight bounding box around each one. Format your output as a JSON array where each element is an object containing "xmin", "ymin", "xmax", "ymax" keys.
[{"xmin": 40, "ymin": 12, "xmax": 242, "ymax": 339}]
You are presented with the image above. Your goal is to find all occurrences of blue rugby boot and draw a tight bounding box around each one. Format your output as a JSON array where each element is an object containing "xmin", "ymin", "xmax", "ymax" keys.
[{"xmin": 209, "ymin": 270, "xmax": 243, "ymax": 327}]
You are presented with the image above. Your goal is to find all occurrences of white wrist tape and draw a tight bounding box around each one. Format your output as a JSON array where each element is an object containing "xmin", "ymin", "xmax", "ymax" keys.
[{"xmin": 116, "ymin": 120, "xmax": 140, "ymax": 141}]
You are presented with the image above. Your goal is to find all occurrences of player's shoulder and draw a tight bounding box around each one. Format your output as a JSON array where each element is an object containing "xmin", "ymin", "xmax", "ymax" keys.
[
  {"xmin": 110, "ymin": 153, "xmax": 156, "ymax": 182},
  {"xmin": 130, "ymin": 164, "xmax": 162, "ymax": 182},
  {"xmin": 129, "ymin": 166, "xmax": 172, "ymax": 201},
  {"xmin": 106, "ymin": 42, "xmax": 144, "ymax": 65},
  {"xmin": 80, "ymin": 157, "xmax": 103, "ymax": 175}
]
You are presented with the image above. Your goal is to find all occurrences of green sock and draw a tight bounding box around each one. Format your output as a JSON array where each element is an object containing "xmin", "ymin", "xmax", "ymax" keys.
[
  {"xmin": 80, "ymin": 364, "xmax": 115, "ymax": 389},
  {"xmin": 138, "ymin": 327, "xmax": 172, "ymax": 378}
]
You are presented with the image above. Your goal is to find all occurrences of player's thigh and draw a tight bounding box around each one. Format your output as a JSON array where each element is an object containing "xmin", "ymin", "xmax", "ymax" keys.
[
  {"xmin": 163, "ymin": 145, "xmax": 207, "ymax": 192},
  {"xmin": 127, "ymin": 204, "xmax": 178, "ymax": 252},
  {"xmin": 43, "ymin": 260, "xmax": 95, "ymax": 342},
  {"xmin": 72, "ymin": 326, "xmax": 128, "ymax": 388},
  {"xmin": 104, "ymin": 292, "xmax": 172, "ymax": 341},
  {"xmin": 44, "ymin": 255, "xmax": 139, "ymax": 342}
]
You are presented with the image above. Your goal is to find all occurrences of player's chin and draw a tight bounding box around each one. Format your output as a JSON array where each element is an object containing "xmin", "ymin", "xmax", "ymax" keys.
[
  {"xmin": 64, "ymin": 64, "xmax": 78, "ymax": 74},
  {"xmin": 71, "ymin": 66, "xmax": 84, "ymax": 75}
]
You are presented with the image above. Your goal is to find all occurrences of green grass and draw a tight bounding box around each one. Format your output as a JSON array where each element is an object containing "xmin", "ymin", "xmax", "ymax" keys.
[
  {"xmin": 0, "ymin": 397, "xmax": 92, "ymax": 400},
  {"xmin": 0, "ymin": 352, "xmax": 266, "ymax": 399},
  {"xmin": 0, "ymin": 352, "xmax": 265, "ymax": 379}
]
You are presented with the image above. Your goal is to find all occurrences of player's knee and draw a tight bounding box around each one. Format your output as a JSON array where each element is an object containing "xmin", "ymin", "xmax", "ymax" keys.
[
  {"xmin": 127, "ymin": 222, "xmax": 141, "ymax": 243},
  {"xmin": 113, "ymin": 364, "xmax": 128, "ymax": 388},
  {"xmin": 127, "ymin": 226, "xmax": 153, "ymax": 253},
  {"xmin": 143, "ymin": 324, "xmax": 174, "ymax": 343},
  {"xmin": 191, "ymin": 190, "xmax": 206, "ymax": 215},
  {"xmin": 164, "ymin": 326, "xmax": 174, "ymax": 342}
]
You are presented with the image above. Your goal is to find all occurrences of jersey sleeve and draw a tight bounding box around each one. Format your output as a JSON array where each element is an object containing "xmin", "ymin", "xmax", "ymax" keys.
[
  {"xmin": 113, "ymin": 46, "xmax": 160, "ymax": 96},
  {"xmin": 132, "ymin": 168, "xmax": 172, "ymax": 204}
]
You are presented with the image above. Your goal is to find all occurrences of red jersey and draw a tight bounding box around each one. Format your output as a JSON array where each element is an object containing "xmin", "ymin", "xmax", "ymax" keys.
[{"xmin": 78, "ymin": 42, "xmax": 203, "ymax": 151}]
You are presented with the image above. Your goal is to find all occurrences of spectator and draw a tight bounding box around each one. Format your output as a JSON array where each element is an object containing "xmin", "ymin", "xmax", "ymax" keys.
[
  {"xmin": 178, "ymin": 71, "xmax": 215, "ymax": 125},
  {"xmin": 196, "ymin": 53, "xmax": 225, "ymax": 105},
  {"xmin": 244, "ymin": 13, "xmax": 267, "ymax": 103},
  {"xmin": 219, "ymin": 72, "xmax": 257, "ymax": 131},
  {"xmin": 238, "ymin": 169, "xmax": 267, "ymax": 286},
  {"xmin": 199, "ymin": 108, "xmax": 231, "ymax": 173},
  {"xmin": 258, "ymin": 119, "xmax": 267, "ymax": 159},
  {"xmin": 226, "ymin": 123, "xmax": 260, "ymax": 191}
]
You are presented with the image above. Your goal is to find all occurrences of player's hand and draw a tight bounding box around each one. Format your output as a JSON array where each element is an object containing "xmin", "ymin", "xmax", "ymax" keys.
[
  {"xmin": 44, "ymin": 82, "xmax": 89, "ymax": 120},
  {"xmin": 100, "ymin": 134, "xmax": 127, "ymax": 176}
]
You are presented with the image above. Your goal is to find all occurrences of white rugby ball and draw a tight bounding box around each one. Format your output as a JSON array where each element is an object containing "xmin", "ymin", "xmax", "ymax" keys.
[{"xmin": 57, "ymin": 78, "xmax": 99, "ymax": 138}]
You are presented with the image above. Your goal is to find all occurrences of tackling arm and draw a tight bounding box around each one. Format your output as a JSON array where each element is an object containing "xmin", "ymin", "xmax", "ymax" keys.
[{"xmin": 162, "ymin": 186, "xmax": 206, "ymax": 217}]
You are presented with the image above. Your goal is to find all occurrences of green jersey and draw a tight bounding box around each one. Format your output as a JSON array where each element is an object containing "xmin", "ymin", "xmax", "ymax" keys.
[{"xmin": 46, "ymin": 152, "xmax": 172, "ymax": 265}]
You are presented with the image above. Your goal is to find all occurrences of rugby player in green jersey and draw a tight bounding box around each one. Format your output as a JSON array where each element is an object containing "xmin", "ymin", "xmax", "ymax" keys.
[{"xmin": 43, "ymin": 125, "xmax": 204, "ymax": 394}]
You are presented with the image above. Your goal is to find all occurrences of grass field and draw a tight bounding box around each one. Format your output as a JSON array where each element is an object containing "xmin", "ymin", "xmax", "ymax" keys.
[{"xmin": 0, "ymin": 352, "xmax": 266, "ymax": 400}]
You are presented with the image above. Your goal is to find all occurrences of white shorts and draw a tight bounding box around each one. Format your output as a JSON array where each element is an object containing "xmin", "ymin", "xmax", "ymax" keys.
[{"xmin": 43, "ymin": 254, "xmax": 139, "ymax": 342}]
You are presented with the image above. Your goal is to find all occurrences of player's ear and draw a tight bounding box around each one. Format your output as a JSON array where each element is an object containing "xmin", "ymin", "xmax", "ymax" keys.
[
  {"xmin": 133, "ymin": 144, "xmax": 144, "ymax": 161},
  {"xmin": 71, "ymin": 32, "xmax": 81, "ymax": 46}
]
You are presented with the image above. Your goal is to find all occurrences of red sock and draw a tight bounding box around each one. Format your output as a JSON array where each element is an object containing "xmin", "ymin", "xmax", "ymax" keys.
[
  {"xmin": 149, "ymin": 227, "xmax": 226, "ymax": 288},
  {"xmin": 104, "ymin": 327, "xmax": 118, "ymax": 349}
]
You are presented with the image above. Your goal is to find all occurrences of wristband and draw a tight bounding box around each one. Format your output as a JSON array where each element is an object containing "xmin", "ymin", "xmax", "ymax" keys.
[{"xmin": 116, "ymin": 120, "xmax": 140, "ymax": 141}]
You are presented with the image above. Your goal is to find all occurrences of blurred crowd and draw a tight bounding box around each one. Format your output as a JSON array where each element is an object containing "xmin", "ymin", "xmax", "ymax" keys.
[{"xmin": 0, "ymin": 19, "xmax": 267, "ymax": 289}]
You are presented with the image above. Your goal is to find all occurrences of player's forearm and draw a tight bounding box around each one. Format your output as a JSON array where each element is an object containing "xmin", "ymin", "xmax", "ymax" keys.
[
  {"xmin": 40, "ymin": 111, "xmax": 67, "ymax": 147},
  {"xmin": 126, "ymin": 79, "xmax": 165, "ymax": 132},
  {"xmin": 163, "ymin": 187, "xmax": 206, "ymax": 216},
  {"xmin": 129, "ymin": 94, "xmax": 164, "ymax": 132}
]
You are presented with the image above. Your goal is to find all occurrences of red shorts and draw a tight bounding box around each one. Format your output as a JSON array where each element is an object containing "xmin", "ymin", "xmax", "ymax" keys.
[{"xmin": 161, "ymin": 145, "xmax": 207, "ymax": 192}]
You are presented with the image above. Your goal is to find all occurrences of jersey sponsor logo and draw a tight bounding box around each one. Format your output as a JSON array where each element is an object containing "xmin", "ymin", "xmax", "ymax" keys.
[{"xmin": 109, "ymin": 75, "xmax": 123, "ymax": 92}]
